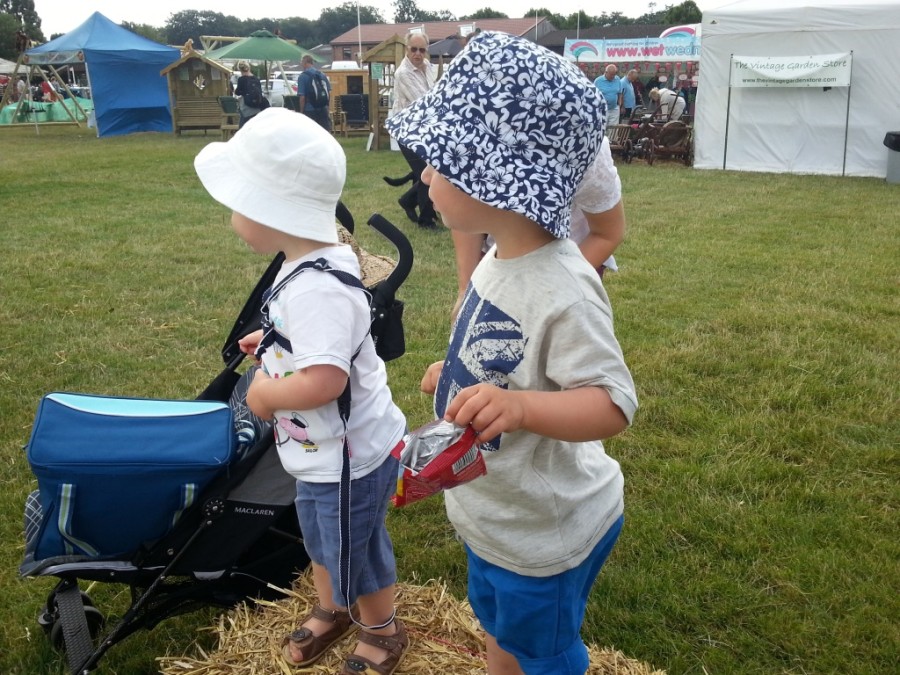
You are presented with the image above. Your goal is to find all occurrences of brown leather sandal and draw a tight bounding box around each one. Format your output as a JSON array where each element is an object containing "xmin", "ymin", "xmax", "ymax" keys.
[
  {"xmin": 281, "ymin": 604, "xmax": 360, "ymax": 667},
  {"xmin": 341, "ymin": 618, "xmax": 409, "ymax": 674}
]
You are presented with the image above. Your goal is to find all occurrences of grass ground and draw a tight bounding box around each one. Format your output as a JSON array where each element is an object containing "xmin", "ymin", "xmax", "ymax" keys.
[{"xmin": 0, "ymin": 124, "xmax": 897, "ymax": 674}]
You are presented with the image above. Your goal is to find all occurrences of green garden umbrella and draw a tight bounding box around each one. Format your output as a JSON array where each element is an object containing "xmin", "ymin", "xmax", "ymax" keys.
[{"xmin": 204, "ymin": 30, "xmax": 321, "ymax": 64}]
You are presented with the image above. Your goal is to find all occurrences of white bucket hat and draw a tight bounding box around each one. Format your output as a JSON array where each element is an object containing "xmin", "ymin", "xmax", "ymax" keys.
[
  {"xmin": 386, "ymin": 31, "xmax": 607, "ymax": 238},
  {"xmin": 194, "ymin": 108, "xmax": 345, "ymax": 244}
]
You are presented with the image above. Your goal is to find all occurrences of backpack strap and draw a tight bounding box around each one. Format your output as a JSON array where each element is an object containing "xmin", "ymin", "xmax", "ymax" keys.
[
  {"xmin": 336, "ymin": 343, "xmax": 358, "ymax": 615},
  {"xmin": 255, "ymin": 257, "xmax": 370, "ymax": 360},
  {"xmin": 335, "ymin": 350, "xmax": 395, "ymax": 631},
  {"xmin": 311, "ymin": 71, "xmax": 329, "ymax": 108}
]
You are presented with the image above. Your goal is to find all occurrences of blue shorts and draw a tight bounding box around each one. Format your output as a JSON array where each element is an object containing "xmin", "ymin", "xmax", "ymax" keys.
[
  {"xmin": 295, "ymin": 454, "xmax": 398, "ymax": 607},
  {"xmin": 465, "ymin": 516, "xmax": 624, "ymax": 675}
]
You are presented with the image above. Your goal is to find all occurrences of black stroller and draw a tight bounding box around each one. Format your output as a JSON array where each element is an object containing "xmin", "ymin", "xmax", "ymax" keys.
[{"xmin": 19, "ymin": 205, "xmax": 414, "ymax": 675}]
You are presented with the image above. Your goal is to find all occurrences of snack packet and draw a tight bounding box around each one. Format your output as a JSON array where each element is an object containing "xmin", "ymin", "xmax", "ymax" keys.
[{"xmin": 391, "ymin": 420, "xmax": 486, "ymax": 507}]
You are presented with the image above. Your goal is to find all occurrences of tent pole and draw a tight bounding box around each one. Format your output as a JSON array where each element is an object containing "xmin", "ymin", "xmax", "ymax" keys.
[
  {"xmin": 84, "ymin": 63, "xmax": 98, "ymax": 137},
  {"xmin": 841, "ymin": 50, "xmax": 853, "ymax": 177},
  {"xmin": 723, "ymin": 54, "xmax": 734, "ymax": 170},
  {"xmin": 32, "ymin": 65, "xmax": 44, "ymax": 134},
  {"xmin": 356, "ymin": 1, "xmax": 363, "ymax": 64},
  {"xmin": 7, "ymin": 56, "xmax": 28, "ymax": 122}
]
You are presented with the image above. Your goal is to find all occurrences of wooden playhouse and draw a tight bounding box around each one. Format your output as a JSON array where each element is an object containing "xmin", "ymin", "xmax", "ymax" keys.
[{"xmin": 161, "ymin": 51, "xmax": 233, "ymax": 135}]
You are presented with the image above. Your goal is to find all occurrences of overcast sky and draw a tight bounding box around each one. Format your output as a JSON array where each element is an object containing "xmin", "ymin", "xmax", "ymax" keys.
[{"xmin": 33, "ymin": 1, "xmax": 713, "ymax": 40}]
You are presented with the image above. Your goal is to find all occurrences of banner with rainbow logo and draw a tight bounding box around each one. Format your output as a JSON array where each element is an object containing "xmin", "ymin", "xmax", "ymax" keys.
[{"xmin": 566, "ymin": 25, "xmax": 701, "ymax": 63}]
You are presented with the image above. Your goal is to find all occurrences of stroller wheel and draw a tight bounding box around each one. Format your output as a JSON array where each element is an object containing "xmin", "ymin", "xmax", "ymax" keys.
[
  {"xmin": 47, "ymin": 605, "xmax": 105, "ymax": 653},
  {"xmin": 39, "ymin": 590, "xmax": 106, "ymax": 652}
]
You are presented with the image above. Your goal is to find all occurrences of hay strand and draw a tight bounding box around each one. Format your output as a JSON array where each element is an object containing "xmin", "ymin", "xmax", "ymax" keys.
[{"xmin": 158, "ymin": 572, "xmax": 664, "ymax": 674}]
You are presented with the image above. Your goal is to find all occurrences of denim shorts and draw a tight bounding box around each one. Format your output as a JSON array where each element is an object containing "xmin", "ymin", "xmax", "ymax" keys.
[
  {"xmin": 295, "ymin": 454, "xmax": 399, "ymax": 607},
  {"xmin": 465, "ymin": 515, "xmax": 624, "ymax": 675}
]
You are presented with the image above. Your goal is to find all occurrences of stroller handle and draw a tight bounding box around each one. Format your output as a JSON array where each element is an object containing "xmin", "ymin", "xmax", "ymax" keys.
[
  {"xmin": 367, "ymin": 213, "xmax": 414, "ymax": 301},
  {"xmin": 216, "ymin": 213, "xmax": 413, "ymax": 370}
]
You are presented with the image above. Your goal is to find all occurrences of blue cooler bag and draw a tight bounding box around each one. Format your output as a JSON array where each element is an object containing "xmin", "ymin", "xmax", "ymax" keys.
[{"xmin": 26, "ymin": 393, "xmax": 236, "ymax": 560}]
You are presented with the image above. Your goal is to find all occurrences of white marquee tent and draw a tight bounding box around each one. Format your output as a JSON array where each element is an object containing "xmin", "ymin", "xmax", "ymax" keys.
[
  {"xmin": 0, "ymin": 57, "xmax": 21, "ymax": 74},
  {"xmin": 694, "ymin": 0, "xmax": 900, "ymax": 177}
]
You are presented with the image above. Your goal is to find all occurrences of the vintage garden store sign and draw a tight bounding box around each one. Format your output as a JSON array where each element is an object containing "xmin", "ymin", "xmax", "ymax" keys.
[
  {"xmin": 729, "ymin": 53, "xmax": 852, "ymax": 88},
  {"xmin": 723, "ymin": 53, "xmax": 854, "ymax": 173}
]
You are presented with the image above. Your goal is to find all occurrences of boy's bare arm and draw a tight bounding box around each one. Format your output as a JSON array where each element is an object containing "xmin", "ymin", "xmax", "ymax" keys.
[
  {"xmin": 247, "ymin": 364, "xmax": 348, "ymax": 419},
  {"xmin": 444, "ymin": 384, "xmax": 628, "ymax": 444},
  {"xmin": 578, "ymin": 200, "xmax": 625, "ymax": 269}
]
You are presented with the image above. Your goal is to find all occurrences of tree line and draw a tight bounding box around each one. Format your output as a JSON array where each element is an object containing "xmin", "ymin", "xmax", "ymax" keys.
[{"xmin": 1, "ymin": 0, "xmax": 700, "ymax": 61}]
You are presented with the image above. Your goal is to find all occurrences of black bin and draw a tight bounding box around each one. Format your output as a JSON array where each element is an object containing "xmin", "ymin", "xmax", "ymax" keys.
[{"xmin": 884, "ymin": 132, "xmax": 900, "ymax": 184}]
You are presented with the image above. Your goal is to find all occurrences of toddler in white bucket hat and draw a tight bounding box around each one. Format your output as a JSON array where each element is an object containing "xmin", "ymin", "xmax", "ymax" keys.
[
  {"xmin": 195, "ymin": 108, "xmax": 409, "ymax": 674},
  {"xmin": 390, "ymin": 31, "xmax": 637, "ymax": 675},
  {"xmin": 195, "ymin": 107, "xmax": 344, "ymax": 245}
]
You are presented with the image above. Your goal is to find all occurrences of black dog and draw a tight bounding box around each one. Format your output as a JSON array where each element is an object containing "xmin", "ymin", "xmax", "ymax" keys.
[
  {"xmin": 383, "ymin": 172, "xmax": 419, "ymax": 223},
  {"xmin": 382, "ymin": 171, "xmax": 414, "ymax": 187}
]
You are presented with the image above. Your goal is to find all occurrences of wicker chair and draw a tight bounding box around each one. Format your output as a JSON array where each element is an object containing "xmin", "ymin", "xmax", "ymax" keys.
[{"xmin": 605, "ymin": 124, "xmax": 634, "ymax": 163}]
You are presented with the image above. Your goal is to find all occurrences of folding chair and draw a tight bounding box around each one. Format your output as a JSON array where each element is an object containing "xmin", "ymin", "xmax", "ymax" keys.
[
  {"xmin": 218, "ymin": 96, "xmax": 239, "ymax": 140},
  {"xmin": 338, "ymin": 94, "xmax": 370, "ymax": 135}
]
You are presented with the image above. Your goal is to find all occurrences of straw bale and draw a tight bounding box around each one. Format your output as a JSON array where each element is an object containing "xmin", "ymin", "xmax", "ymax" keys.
[{"xmin": 158, "ymin": 573, "xmax": 664, "ymax": 674}]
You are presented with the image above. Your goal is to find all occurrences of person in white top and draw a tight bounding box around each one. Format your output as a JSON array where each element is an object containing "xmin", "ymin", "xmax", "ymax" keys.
[
  {"xmin": 194, "ymin": 109, "xmax": 409, "ymax": 675},
  {"xmin": 16, "ymin": 76, "xmax": 28, "ymax": 102},
  {"xmin": 389, "ymin": 32, "xmax": 439, "ymax": 229},
  {"xmin": 649, "ymin": 86, "xmax": 686, "ymax": 121}
]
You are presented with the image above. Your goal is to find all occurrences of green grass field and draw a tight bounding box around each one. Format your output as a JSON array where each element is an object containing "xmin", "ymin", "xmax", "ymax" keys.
[{"xmin": 0, "ymin": 124, "xmax": 897, "ymax": 675}]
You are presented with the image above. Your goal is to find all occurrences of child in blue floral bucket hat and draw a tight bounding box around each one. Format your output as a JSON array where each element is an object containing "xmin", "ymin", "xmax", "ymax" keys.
[{"xmin": 386, "ymin": 31, "xmax": 638, "ymax": 675}]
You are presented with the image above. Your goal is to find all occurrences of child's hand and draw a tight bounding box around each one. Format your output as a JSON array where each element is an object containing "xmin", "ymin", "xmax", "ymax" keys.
[
  {"xmin": 420, "ymin": 360, "xmax": 444, "ymax": 395},
  {"xmin": 444, "ymin": 383, "xmax": 525, "ymax": 444},
  {"xmin": 246, "ymin": 368, "xmax": 274, "ymax": 419},
  {"xmin": 238, "ymin": 329, "xmax": 264, "ymax": 359}
]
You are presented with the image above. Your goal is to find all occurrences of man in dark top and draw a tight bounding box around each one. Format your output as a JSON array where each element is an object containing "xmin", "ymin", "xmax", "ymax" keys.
[{"xmin": 297, "ymin": 55, "xmax": 331, "ymax": 132}]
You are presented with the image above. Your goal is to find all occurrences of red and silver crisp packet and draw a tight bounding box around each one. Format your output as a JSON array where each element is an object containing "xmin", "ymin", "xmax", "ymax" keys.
[{"xmin": 391, "ymin": 420, "xmax": 486, "ymax": 507}]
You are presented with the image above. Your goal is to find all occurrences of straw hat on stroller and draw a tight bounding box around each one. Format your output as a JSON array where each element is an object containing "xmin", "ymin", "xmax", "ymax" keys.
[{"xmin": 337, "ymin": 224, "xmax": 396, "ymax": 288}]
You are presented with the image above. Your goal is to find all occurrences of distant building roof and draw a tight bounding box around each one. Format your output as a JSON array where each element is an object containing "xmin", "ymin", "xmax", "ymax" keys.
[
  {"xmin": 538, "ymin": 24, "xmax": 672, "ymax": 49},
  {"xmin": 429, "ymin": 36, "xmax": 463, "ymax": 57},
  {"xmin": 331, "ymin": 18, "xmax": 553, "ymax": 46}
]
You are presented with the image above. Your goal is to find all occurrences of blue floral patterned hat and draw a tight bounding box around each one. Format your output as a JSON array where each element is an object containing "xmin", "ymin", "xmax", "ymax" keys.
[{"xmin": 385, "ymin": 31, "xmax": 607, "ymax": 238}]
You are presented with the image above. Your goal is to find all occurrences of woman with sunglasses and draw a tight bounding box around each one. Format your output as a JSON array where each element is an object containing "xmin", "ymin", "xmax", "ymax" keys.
[{"xmin": 389, "ymin": 33, "xmax": 439, "ymax": 230}]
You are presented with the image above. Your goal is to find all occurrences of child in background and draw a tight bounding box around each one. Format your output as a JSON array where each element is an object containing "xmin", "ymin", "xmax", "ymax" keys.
[
  {"xmin": 387, "ymin": 32, "xmax": 638, "ymax": 675},
  {"xmin": 194, "ymin": 108, "xmax": 408, "ymax": 675}
]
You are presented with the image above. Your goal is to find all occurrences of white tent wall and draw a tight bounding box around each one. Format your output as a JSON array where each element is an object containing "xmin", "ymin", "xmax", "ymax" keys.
[
  {"xmin": 694, "ymin": 0, "xmax": 900, "ymax": 177},
  {"xmin": 0, "ymin": 58, "xmax": 20, "ymax": 74}
]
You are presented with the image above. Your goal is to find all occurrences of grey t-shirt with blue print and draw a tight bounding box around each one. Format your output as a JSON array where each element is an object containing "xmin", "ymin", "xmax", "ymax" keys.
[{"xmin": 437, "ymin": 238, "xmax": 637, "ymax": 577}]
